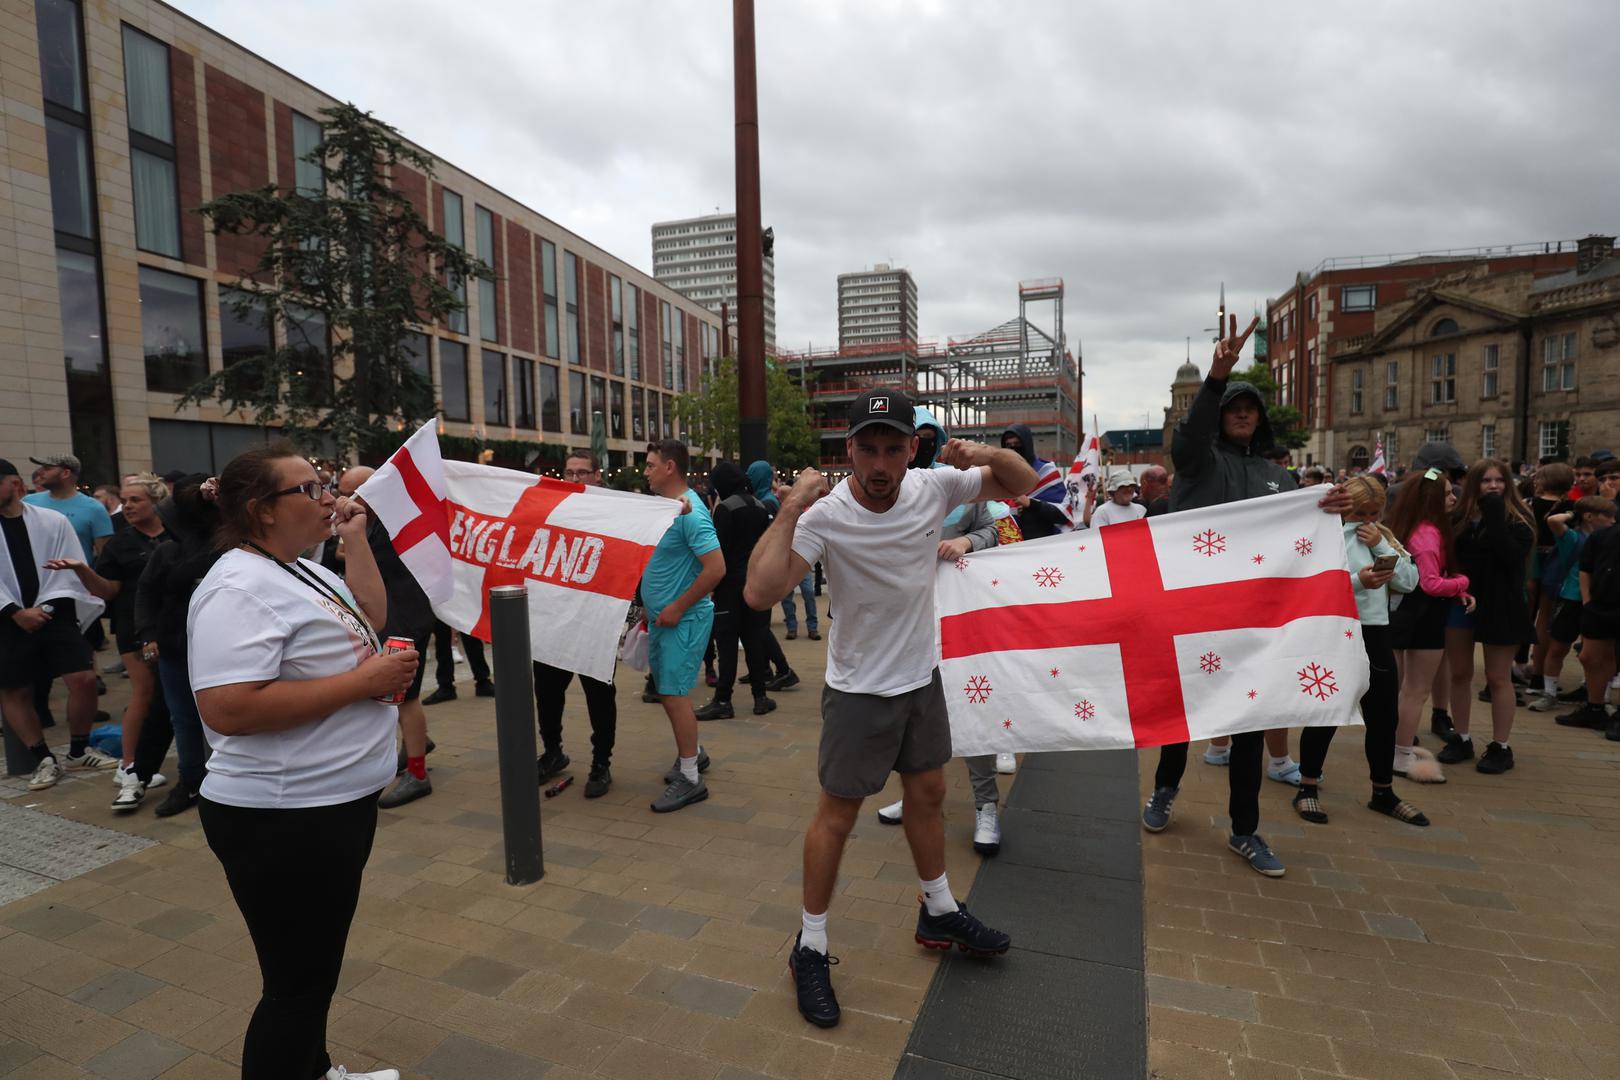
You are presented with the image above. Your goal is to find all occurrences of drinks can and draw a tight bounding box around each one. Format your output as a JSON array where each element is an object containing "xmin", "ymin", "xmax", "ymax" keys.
[{"xmin": 375, "ymin": 635, "xmax": 415, "ymax": 705}]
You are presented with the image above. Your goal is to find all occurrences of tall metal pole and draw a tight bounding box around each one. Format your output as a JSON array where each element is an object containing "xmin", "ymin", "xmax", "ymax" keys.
[
  {"xmin": 489, "ymin": 585, "xmax": 543, "ymax": 885},
  {"xmin": 734, "ymin": 0, "xmax": 767, "ymax": 463}
]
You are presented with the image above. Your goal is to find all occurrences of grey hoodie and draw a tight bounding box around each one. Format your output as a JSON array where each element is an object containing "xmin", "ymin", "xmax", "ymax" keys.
[
  {"xmin": 914, "ymin": 406, "xmax": 1000, "ymax": 551},
  {"xmin": 1169, "ymin": 378, "xmax": 1295, "ymax": 512}
]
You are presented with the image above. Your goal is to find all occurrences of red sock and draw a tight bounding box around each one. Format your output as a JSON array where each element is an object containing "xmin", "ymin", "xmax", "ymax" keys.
[{"xmin": 407, "ymin": 756, "xmax": 427, "ymax": 780}]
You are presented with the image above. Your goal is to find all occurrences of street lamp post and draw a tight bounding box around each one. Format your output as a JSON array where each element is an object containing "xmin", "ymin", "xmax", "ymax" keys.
[{"xmin": 733, "ymin": 0, "xmax": 767, "ymax": 463}]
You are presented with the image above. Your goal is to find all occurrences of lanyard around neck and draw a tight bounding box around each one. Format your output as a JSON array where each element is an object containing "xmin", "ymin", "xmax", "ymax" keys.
[{"xmin": 241, "ymin": 541, "xmax": 380, "ymax": 653}]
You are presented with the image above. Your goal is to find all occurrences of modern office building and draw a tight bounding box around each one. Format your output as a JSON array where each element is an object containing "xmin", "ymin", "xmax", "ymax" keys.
[
  {"xmin": 837, "ymin": 264, "xmax": 918, "ymax": 349},
  {"xmin": 651, "ymin": 212, "xmax": 775, "ymax": 350},
  {"xmin": 3, "ymin": 0, "xmax": 723, "ymax": 483}
]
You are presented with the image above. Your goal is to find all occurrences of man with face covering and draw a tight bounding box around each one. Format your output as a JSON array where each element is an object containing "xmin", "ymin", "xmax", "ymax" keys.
[
  {"xmin": 1000, "ymin": 424, "xmax": 1070, "ymax": 538},
  {"xmin": 696, "ymin": 462, "xmax": 778, "ymax": 720}
]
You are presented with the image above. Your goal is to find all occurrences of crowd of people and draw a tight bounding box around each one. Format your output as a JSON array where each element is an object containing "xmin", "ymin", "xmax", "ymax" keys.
[{"xmin": 6, "ymin": 313, "xmax": 1617, "ymax": 1066}]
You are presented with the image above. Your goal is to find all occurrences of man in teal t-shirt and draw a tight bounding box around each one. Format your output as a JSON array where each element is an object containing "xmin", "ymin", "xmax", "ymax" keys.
[
  {"xmin": 25, "ymin": 454, "xmax": 112, "ymax": 560},
  {"xmin": 641, "ymin": 440, "xmax": 725, "ymax": 814}
]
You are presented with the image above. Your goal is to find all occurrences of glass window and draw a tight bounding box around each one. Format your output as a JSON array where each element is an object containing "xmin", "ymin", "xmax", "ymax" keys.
[
  {"xmin": 1425, "ymin": 427, "xmax": 1448, "ymax": 444},
  {"xmin": 663, "ymin": 393, "xmax": 673, "ymax": 438},
  {"xmin": 1341, "ymin": 285, "xmax": 1376, "ymax": 313},
  {"xmin": 131, "ymin": 148, "xmax": 180, "ymax": 257},
  {"xmin": 661, "ymin": 301, "xmax": 673, "ymax": 386},
  {"xmin": 482, "ymin": 349, "xmax": 507, "ymax": 426},
  {"xmin": 1481, "ymin": 424, "xmax": 1496, "ymax": 460},
  {"xmin": 1350, "ymin": 368, "xmax": 1363, "ymax": 414},
  {"xmin": 1429, "ymin": 354, "xmax": 1456, "ymax": 404},
  {"xmin": 632, "ymin": 385, "xmax": 645, "ymax": 441},
  {"xmin": 439, "ymin": 339, "xmax": 469, "ymax": 421},
  {"xmin": 610, "ymin": 381, "xmax": 624, "ymax": 439},
  {"xmin": 1561, "ymin": 332, "xmax": 1576, "ymax": 391},
  {"xmin": 448, "ymin": 275, "xmax": 467, "ymax": 336},
  {"xmin": 541, "ymin": 239, "xmax": 559, "ymax": 359},
  {"xmin": 36, "ymin": 0, "xmax": 85, "ymax": 111},
  {"xmin": 403, "ymin": 330, "xmax": 431, "ymax": 381},
  {"xmin": 121, "ymin": 25, "xmax": 172, "ymax": 143},
  {"xmin": 1482, "ymin": 344, "xmax": 1499, "ymax": 398},
  {"xmin": 590, "ymin": 376, "xmax": 606, "ymax": 435},
  {"xmin": 139, "ymin": 266, "xmax": 206, "ymax": 392},
  {"xmin": 569, "ymin": 369, "xmax": 586, "ymax": 434},
  {"xmin": 475, "ymin": 207, "xmax": 497, "ymax": 342},
  {"xmin": 44, "ymin": 117, "xmax": 94, "ymax": 239},
  {"xmin": 440, "ymin": 189, "xmax": 463, "ymax": 248},
  {"xmin": 285, "ymin": 303, "xmax": 330, "ymax": 406},
  {"xmin": 610, "ymin": 274, "xmax": 624, "ymax": 376},
  {"xmin": 291, "ymin": 111, "xmax": 323, "ymax": 196},
  {"xmin": 1539, "ymin": 420, "xmax": 1569, "ymax": 461},
  {"xmin": 539, "ymin": 364, "xmax": 560, "ymax": 432},
  {"xmin": 56, "ymin": 248, "xmax": 105, "ymax": 376},
  {"xmin": 565, "ymin": 252, "xmax": 581, "ymax": 364},
  {"xmin": 1384, "ymin": 361, "xmax": 1398, "ymax": 409},
  {"xmin": 218, "ymin": 286, "xmax": 271, "ymax": 367},
  {"xmin": 514, "ymin": 358, "xmax": 536, "ymax": 429},
  {"xmin": 674, "ymin": 311, "xmax": 685, "ymax": 391},
  {"xmin": 1429, "ymin": 317, "xmax": 1459, "ymax": 337}
]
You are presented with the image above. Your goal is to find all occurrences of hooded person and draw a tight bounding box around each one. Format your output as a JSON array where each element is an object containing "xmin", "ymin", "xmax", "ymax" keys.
[
  {"xmin": 696, "ymin": 462, "xmax": 782, "ymax": 720},
  {"xmin": 1000, "ymin": 424, "xmax": 1070, "ymax": 538},
  {"xmin": 748, "ymin": 461, "xmax": 780, "ymax": 512},
  {"xmin": 874, "ymin": 408, "xmax": 1010, "ymax": 852}
]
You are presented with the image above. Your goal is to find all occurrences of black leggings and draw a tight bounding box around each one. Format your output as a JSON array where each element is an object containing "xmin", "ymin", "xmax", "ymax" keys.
[
  {"xmin": 200, "ymin": 791, "xmax": 380, "ymax": 1080},
  {"xmin": 712, "ymin": 589, "xmax": 773, "ymax": 703},
  {"xmin": 1154, "ymin": 729, "xmax": 1265, "ymax": 836},
  {"xmin": 432, "ymin": 619, "xmax": 489, "ymax": 689},
  {"xmin": 1300, "ymin": 624, "xmax": 1397, "ymax": 787},
  {"xmin": 533, "ymin": 661, "xmax": 616, "ymax": 765}
]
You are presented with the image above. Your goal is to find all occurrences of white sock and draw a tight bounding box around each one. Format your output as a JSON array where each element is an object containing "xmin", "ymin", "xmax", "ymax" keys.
[
  {"xmin": 1394, "ymin": 745, "xmax": 1415, "ymax": 762},
  {"xmin": 1456, "ymin": 732, "xmax": 1472, "ymax": 743},
  {"xmin": 1270, "ymin": 755, "xmax": 1295, "ymax": 770},
  {"xmin": 799, "ymin": 909, "xmax": 828, "ymax": 954},
  {"xmin": 678, "ymin": 755, "xmax": 699, "ymax": 783},
  {"xmin": 1543, "ymin": 676, "xmax": 1558, "ymax": 694},
  {"xmin": 920, "ymin": 872, "xmax": 957, "ymax": 916}
]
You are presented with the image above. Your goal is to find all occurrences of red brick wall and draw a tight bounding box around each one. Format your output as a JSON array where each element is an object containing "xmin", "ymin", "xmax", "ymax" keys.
[
  {"xmin": 169, "ymin": 49, "xmax": 205, "ymax": 263},
  {"xmin": 506, "ymin": 221, "xmax": 534, "ymax": 354},
  {"xmin": 392, "ymin": 165, "xmax": 430, "ymax": 317},
  {"xmin": 686, "ymin": 312, "xmax": 702, "ymax": 388},
  {"xmin": 643, "ymin": 289, "xmax": 662, "ymax": 388},
  {"xmin": 203, "ymin": 65, "xmax": 268, "ymax": 278},
  {"xmin": 586, "ymin": 262, "xmax": 607, "ymax": 371}
]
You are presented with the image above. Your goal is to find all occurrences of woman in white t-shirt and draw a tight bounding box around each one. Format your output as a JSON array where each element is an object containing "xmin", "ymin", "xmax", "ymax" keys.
[
  {"xmin": 1085, "ymin": 469, "xmax": 1149, "ymax": 529},
  {"xmin": 187, "ymin": 444, "xmax": 417, "ymax": 1080}
]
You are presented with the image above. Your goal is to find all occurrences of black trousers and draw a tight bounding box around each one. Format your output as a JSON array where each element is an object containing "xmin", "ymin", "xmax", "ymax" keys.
[
  {"xmin": 533, "ymin": 661, "xmax": 616, "ymax": 765},
  {"xmin": 200, "ymin": 791, "xmax": 379, "ymax": 1080},
  {"xmin": 712, "ymin": 588, "xmax": 772, "ymax": 703},
  {"xmin": 1155, "ymin": 729, "xmax": 1265, "ymax": 836},
  {"xmin": 432, "ymin": 619, "xmax": 489, "ymax": 689},
  {"xmin": 1300, "ymin": 625, "xmax": 1397, "ymax": 787}
]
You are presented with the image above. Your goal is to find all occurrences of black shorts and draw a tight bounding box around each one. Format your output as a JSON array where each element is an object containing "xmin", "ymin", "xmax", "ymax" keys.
[
  {"xmin": 817, "ymin": 669, "xmax": 952, "ymax": 798},
  {"xmin": 0, "ymin": 614, "xmax": 94, "ymax": 689},
  {"xmin": 1549, "ymin": 599, "xmax": 1583, "ymax": 645},
  {"xmin": 1579, "ymin": 606, "xmax": 1620, "ymax": 643},
  {"xmin": 402, "ymin": 627, "xmax": 431, "ymax": 702}
]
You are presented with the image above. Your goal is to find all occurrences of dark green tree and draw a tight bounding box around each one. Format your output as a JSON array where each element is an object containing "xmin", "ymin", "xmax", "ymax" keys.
[
  {"xmin": 673, "ymin": 356, "xmax": 818, "ymax": 468},
  {"xmin": 1234, "ymin": 362, "xmax": 1309, "ymax": 450},
  {"xmin": 182, "ymin": 103, "xmax": 489, "ymax": 457}
]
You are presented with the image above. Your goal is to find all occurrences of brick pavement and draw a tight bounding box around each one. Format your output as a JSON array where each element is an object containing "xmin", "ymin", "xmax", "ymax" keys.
[
  {"xmin": 0, "ymin": 626, "xmax": 993, "ymax": 1079},
  {"xmin": 1141, "ymin": 690, "xmax": 1620, "ymax": 1080}
]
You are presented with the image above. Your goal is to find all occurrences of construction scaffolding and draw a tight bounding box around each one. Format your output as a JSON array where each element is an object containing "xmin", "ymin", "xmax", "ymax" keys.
[{"xmin": 779, "ymin": 278, "xmax": 1079, "ymax": 471}]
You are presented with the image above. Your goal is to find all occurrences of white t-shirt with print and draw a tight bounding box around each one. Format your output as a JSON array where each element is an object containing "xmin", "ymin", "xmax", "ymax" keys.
[
  {"xmin": 1090, "ymin": 500, "xmax": 1148, "ymax": 528},
  {"xmin": 187, "ymin": 548, "xmax": 396, "ymax": 808},
  {"xmin": 792, "ymin": 466, "xmax": 983, "ymax": 696}
]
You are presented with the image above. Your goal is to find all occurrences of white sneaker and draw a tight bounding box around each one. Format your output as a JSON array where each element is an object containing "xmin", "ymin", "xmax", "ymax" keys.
[
  {"xmin": 145, "ymin": 772, "xmax": 168, "ymax": 790},
  {"xmin": 994, "ymin": 752, "xmax": 1017, "ymax": 774},
  {"xmin": 111, "ymin": 767, "xmax": 145, "ymax": 812},
  {"xmin": 327, "ymin": 1067, "xmax": 400, "ymax": 1080},
  {"xmin": 27, "ymin": 757, "xmax": 63, "ymax": 791},
  {"xmin": 972, "ymin": 803, "xmax": 1001, "ymax": 856},
  {"xmin": 1527, "ymin": 691, "xmax": 1560, "ymax": 712},
  {"xmin": 876, "ymin": 799, "xmax": 903, "ymax": 825},
  {"xmin": 64, "ymin": 746, "xmax": 120, "ymax": 770},
  {"xmin": 1203, "ymin": 745, "xmax": 1231, "ymax": 766}
]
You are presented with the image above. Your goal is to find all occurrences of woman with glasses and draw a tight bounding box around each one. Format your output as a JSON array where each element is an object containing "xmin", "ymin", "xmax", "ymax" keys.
[{"xmin": 186, "ymin": 443, "xmax": 418, "ymax": 1080}]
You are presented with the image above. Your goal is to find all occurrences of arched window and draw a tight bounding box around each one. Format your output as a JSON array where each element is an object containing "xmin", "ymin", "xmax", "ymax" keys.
[
  {"xmin": 1430, "ymin": 318, "xmax": 1459, "ymax": 337},
  {"xmin": 1348, "ymin": 445, "xmax": 1370, "ymax": 470}
]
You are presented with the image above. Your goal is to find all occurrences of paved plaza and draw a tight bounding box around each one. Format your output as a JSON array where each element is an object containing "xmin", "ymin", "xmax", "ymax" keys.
[{"xmin": 0, "ymin": 621, "xmax": 1616, "ymax": 1079}]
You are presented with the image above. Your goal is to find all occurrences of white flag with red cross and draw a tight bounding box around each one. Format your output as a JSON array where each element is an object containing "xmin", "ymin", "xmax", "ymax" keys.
[
  {"xmin": 1062, "ymin": 430, "xmax": 1102, "ymax": 526},
  {"xmin": 358, "ymin": 421, "xmax": 679, "ymax": 682},
  {"xmin": 936, "ymin": 488, "xmax": 1368, "ymax": 755}
]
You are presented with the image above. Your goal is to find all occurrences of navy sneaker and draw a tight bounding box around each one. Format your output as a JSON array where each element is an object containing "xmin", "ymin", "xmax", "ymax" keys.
[
  {"xmin": 1141, "ymin": 786, "xmax": 1178, "ymax": 833},
  {"xmin": 914, "ymin": 902, "xmax": 1010, "ymax": 957},
  {"xmin": 1228, "ymin": 833, "xmax": 1286, "ymax": 877},
  {"xmin": 787, "ymin": 933, "xmax": 840, "ymax": 1028}
]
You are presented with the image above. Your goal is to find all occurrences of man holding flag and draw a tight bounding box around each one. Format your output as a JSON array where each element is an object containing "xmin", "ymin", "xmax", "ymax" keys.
[{"xmin": 745, "ymin": 389, "xmax": 1035, "ymax": 1029}]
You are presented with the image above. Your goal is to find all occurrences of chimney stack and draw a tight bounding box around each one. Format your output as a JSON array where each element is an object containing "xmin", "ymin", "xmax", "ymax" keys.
[{"xmin": 1576, "ymin": 234, "xmax": 1616, "ymax": 275}]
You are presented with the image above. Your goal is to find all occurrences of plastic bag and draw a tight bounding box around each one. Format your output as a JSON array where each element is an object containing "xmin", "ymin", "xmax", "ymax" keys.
[{"xmin": 619, "ymin": 618, "xmax": 650, "ymax": 672}]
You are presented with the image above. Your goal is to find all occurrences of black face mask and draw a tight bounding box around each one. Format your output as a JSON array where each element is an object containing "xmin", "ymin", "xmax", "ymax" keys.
[{"xmin": 912, "ymin": 438, "xmax": 937, "ymax": 469}]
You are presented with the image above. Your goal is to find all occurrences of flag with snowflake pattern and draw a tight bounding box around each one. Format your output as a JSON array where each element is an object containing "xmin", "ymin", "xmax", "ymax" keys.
[{"xmin": 935, "ymin": 487, "xmax": 1368, "ymax": 754}]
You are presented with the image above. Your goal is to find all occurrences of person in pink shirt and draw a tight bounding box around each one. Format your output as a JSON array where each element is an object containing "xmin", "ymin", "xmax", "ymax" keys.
[{"xmin": 1386, "ymin": 468, "xmax": 1474, "ymax": 781}]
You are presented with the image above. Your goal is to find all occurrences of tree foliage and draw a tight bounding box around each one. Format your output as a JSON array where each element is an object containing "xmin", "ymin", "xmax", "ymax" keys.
[
  {"xmin": 673, "ymin": 356, "xmax": 818, "ymax": 468},
  {"xmin": 1234, "ymin": 362, "xmax": 1310, "ymax": 450},
  {"xmin": 182, "ymin": 103, "xmax": 489, "ymax": 457}
]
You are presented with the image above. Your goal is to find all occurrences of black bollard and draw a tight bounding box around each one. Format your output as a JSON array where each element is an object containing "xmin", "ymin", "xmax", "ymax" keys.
[{"xmin": 488, "ymin": 585, "xmax": 543, "ymax": 884}]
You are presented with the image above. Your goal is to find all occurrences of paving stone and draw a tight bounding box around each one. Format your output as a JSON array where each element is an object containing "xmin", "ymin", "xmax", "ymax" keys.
[
  {"xmin": 68, "ymin": 970, "xmax": 165, "ymax": 1014},
  {"xmin": 82, "ymin": 1031, "xmax": 190, "ymax": 1080},
  {"xmin": 1362, "ymin": 913, "xmax": 1428, "ymax": 943},
  {"xmin": 132, "ymin": 909, "xmax": 214, "ymax": 942},
  {"xmin": 448, "ymin": 812, "xmax": 504, "ymax": 832},
  {"xmin": 1308, "ymin": 868, "xmax": 1364, "ymax": 892},
  {"xmin": 683, "ymin": 803, "xmax": 755, "ymax": 824},
  {"xmin": 564, "ymin": 921, "xmax": 634, "ymax": 951},
  {"xmin": 632, "ymin": 969, "xmax": 754, "ymax": 1018},
  {"xmin": 1486, "ymin": 808, "xmax": 1592, "ymax": 828},
  {"xmin": 439, "ymin": 955, "xmax": 527, "ymax": 997},
  {"xmin": 1371, "ymin": 847, "xmax": 1481, "ymax": 871},
  {"xmin": 630, "ymin": 905, "xmax": 711, "ymax": 939},
  {"xmin": 416, "ymin": 1032, "xmax": 552, "ymax": 1079},
  {"xmin": 2, "ymin": 904, "xmax": 100, "ymax": 941},
  {"xmin": 0, "ymin": 868, "xmax": 58, "ymax": 908},
  {"xmin": 1146, "ymin": 975, "xmax": 1259, "ymax": 1022},
  {"xmin": 543, "ymin": 844, "xmax": 602, "ymax": 869},
  {"xmin": 1438, "ymin": 885, "xmax": 1517, "ymax": 911}
]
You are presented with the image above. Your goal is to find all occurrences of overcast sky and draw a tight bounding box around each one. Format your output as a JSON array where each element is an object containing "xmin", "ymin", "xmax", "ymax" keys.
[{"xmin": 174, "ymin": 0, "xmax": 1619, "ymax": 439}]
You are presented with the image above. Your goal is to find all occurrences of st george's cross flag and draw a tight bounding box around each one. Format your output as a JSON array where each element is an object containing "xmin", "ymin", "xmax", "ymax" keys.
[
  {"xmin": 1062, "ymin": 430, "xmax": 1102, "ymax": 526},
  {"xmin": 935, "ymin": 488, "xmax": 1368, "ymax": 755},
  {"xmin": 358, "ymin": 421, "xmax": 679, "ymax": 682}
]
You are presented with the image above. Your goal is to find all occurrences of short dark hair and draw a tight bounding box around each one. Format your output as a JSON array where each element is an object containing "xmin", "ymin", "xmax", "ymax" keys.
[
  {"xmin": 93, "ymin": 483, "xmax": 120, "ymax": 498},
  {"xmin": 1536, "ymin": 461, "xmax": 1575, "ymax": 495},
  {"xmin": 1574, "ymin": 456, "xmax": 1595, "ymax": 470},
  {"xmin": 1597, "ymin": 460, "xmax": 1620, "ymax": 479},
  {"xmin": 565, "ymin": 449, "xmax": 600, "ymax": 471},
  {"xmin": 214, "ymin": 441, "xmax": 306, "ymax": 551},
  {"xmin": 647, "ymin": 439, "xmax": 689, "ymax": 477},
  {"xmin": 1264, "ymin": 446, "xmax": 1290, "ymax": 461}
]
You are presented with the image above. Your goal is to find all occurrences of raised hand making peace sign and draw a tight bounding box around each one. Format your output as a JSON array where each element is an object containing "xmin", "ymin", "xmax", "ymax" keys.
[{"xmin": 1210, "ymin": 313, "xmax": 1260, "ymax": 381}]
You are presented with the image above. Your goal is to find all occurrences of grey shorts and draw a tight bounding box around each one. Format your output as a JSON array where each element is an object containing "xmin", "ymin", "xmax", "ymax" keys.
[{"xmin": 818, "ymin": 669, "xmax": 953, "ymax": 798}]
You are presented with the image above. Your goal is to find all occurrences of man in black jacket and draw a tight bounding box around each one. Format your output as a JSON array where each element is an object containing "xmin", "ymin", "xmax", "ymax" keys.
[{"xmin": 697, "ymin": 461, "xmax": 777, "ymax": 720}]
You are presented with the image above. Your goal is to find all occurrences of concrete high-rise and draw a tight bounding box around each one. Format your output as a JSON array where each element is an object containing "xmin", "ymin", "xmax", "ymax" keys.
[
  {"xmin": 838, "ymin": 265, "xmax": 918, "ymax": 348},
  {"xmin": 651, "ymin": 213, "xmax": 775, "ymax": 349}
]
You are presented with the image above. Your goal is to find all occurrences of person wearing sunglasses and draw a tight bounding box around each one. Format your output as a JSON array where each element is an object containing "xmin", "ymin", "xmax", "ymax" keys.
[{"xmin": 186, "ymin": 443, "xmax": 417, "ymax": 1080}]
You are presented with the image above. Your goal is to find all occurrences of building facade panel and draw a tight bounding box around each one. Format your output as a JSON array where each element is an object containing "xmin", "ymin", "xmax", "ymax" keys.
[{"xmin": 505, "ymin": 219, "xmax": 534, "ymax": 355}]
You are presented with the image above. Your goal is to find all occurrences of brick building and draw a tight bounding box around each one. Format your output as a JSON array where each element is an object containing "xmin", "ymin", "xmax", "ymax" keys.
[
  {"xmin": 1330, "ymin": 235, "xmax": 1620, "ymax": 470},
  {"xmin": 1263, "ymin": 241, "xmax": 1588, "ymax": 469},
  {"xmin": 2, "ymin": 0, "xmax": 721, "ymax": 483}
]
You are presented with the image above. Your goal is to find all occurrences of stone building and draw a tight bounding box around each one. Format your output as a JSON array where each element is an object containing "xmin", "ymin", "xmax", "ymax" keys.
[{"xmin": 1329, "ymin": 236, "xmax": 1620, "ymax": 470}]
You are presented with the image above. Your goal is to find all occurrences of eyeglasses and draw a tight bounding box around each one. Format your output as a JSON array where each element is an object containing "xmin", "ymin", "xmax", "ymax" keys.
[
  {"xmin": 270, "ymin": 481, "xmax": 327, "ymax": 502},
  {"xmin": 563, "ymin": 469, "xmax": 597, "ymax": 481}
]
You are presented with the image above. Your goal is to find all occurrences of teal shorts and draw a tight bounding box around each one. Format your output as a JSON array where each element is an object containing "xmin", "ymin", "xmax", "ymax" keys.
[{"xmin": 648, "ymin": 605, "xmax": 714, "ymax": 697}]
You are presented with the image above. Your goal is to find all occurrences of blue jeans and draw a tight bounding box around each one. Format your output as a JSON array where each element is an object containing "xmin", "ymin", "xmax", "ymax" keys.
[
  {"xmin": 158, "ymin": 653, "xmax": 208, "ymax": 796},
  {"xmin": 780, "ymin": 572, "xmax": 818, "ymax": 632}
]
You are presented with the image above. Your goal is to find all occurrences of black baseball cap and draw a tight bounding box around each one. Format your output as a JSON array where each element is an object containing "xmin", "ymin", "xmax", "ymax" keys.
[
  {"xmin": 847, "ymin": 389, "xmax": 916, "ymax": 438},
  {"xmin": 0, "ymin": 458, "xmax": 18, "ymax": 478}
]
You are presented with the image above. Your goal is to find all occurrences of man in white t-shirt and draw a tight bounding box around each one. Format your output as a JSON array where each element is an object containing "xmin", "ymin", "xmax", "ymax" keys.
[
  {"xmin": 1085, "ymin": 469, "xmax": 1149, "ymax": 528},
  {"xmin": 744, "ymin": 388, "xmax": 1037, "ymax": 1029}
]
